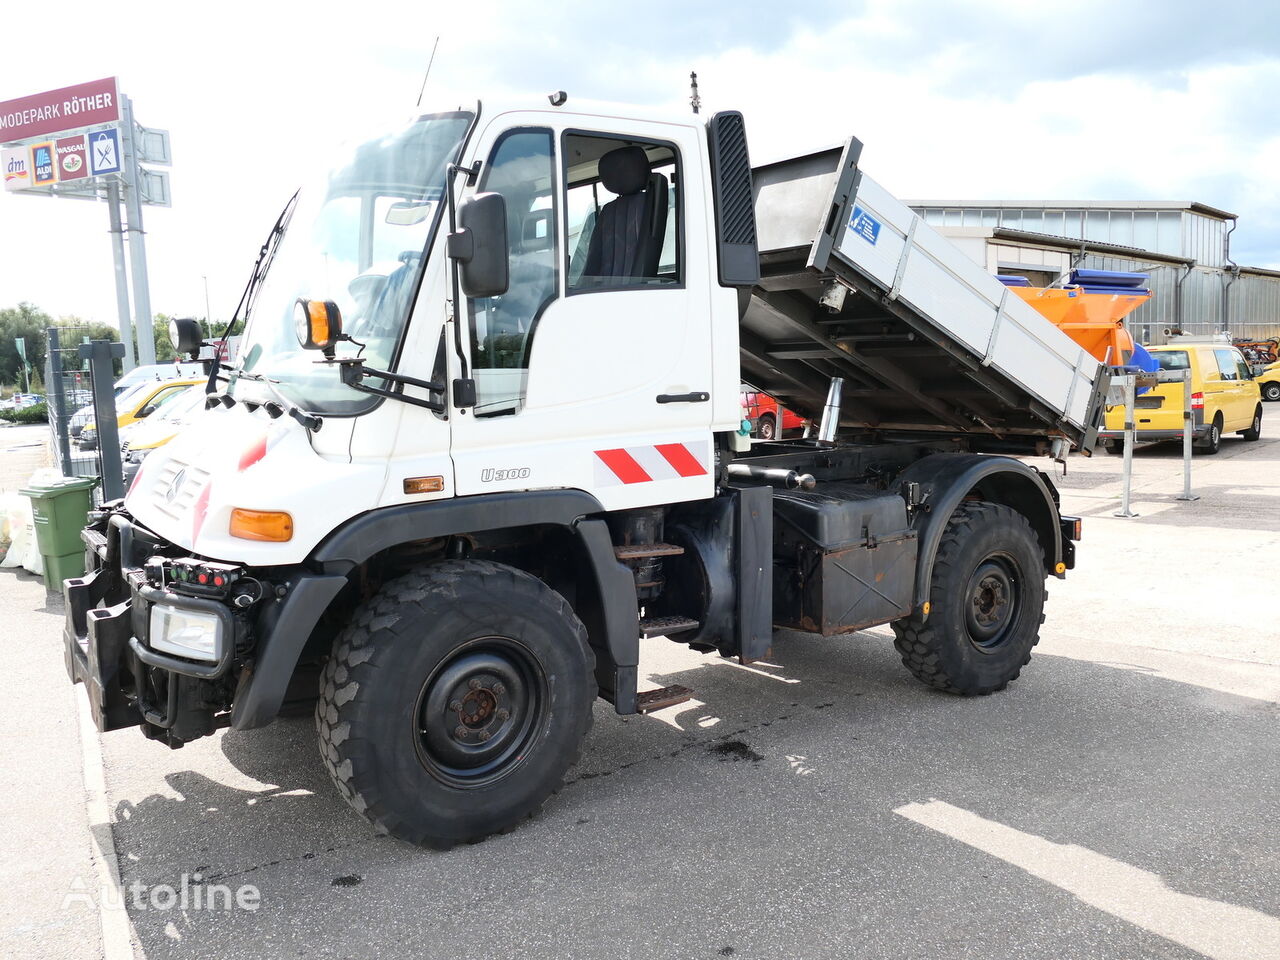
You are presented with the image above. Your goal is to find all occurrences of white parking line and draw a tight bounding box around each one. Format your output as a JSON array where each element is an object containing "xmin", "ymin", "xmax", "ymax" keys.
[
  {"xmin": 895, "ymin": 799, "xmax": 1280, "ymax": 960},
  {"xmin": 75, "ymin": 687, "xmax": 138, "ymax": 960}
]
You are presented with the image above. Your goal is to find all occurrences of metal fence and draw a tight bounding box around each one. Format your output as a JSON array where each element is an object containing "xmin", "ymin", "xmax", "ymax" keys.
[{"xmin": 44, "ymin": 326, "xmax": 121, "ymax": 504}]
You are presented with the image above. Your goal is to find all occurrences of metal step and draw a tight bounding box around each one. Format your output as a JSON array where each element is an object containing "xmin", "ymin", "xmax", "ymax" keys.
[
  {"xmin": 635, "ymin": 684, "xmax": 694, "ymax": 714},
  {"xmin": 639, "ymin": 615, "xmax": 700, "ymax": 638},
  {"xmin": 614, "ymin": 542, "xmax": 685, "ymax": 560}
]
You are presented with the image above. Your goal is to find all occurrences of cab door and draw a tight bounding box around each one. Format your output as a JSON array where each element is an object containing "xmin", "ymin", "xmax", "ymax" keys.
[{"xmin": 447, "ymin": 115, "xmax": 716, "ymax": 512}]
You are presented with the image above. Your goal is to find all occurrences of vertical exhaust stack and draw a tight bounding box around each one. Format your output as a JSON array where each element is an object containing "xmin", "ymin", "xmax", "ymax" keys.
[{"xmin": 818, "ymin": 377, "xmax": 844, "ymax": 446}]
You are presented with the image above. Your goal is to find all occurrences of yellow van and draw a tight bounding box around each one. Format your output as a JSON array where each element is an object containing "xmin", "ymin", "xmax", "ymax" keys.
[{"xmin": 1100, "ymin": 343, "xmax": 1262, "ymax": 455}]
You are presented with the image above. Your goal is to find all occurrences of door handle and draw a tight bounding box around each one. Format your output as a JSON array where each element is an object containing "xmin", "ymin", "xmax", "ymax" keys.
[{"xmin": 657, "ymin": 392, "xmax": 710, "ymax": 404}]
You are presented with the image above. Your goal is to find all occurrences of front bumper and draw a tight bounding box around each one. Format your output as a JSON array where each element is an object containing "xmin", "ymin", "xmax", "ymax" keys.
[{"xmin": 63, "ymin": 511, "xmax": 242, "ymax": 741}]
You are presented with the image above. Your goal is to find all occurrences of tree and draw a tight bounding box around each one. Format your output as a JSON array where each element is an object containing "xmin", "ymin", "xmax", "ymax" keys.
[{"xmin": 0, "ymin": 302, "xmax": 53, "ymax": 388}]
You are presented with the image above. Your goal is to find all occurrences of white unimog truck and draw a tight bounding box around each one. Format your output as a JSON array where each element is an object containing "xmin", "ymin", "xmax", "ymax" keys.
[{"xmin": 63, "ymin": 97, "xmax": 1104, "ymax": 848}]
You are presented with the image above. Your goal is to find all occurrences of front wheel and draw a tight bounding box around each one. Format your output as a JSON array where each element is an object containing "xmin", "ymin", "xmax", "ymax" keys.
[
  {"xmin": 892, "ymin": 502, "xmax": 1046, "ymax": 696},
  {"xmin": 1262, "ymin": 383, "xmax": 1280, "ymax": 402},
  {"xmin": 316, "ymin": 560, "xmax": 595, "ymax": 848},
  {"xmin": 756, "ymin": 413, "xmax": 777, "ymax": 441}
]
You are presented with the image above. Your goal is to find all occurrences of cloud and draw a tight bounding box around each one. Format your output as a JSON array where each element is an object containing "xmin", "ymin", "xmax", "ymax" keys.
[{"xmin": 2, "ymin": 0, "xmax": 1278, "ymax": 328}]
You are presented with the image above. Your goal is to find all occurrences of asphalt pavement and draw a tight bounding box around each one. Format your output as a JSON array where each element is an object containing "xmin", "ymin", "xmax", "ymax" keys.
[{"xmin": 2, "ymin": 425, "xmax": 1277, "ymax": 959}]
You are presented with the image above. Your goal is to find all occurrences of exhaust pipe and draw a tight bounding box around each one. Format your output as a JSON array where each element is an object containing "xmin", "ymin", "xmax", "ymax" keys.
[
  {"xmin": 726, "ymin": 463, "xmax": 816, "ymax": 490},
  {"xmin": 818, "ymin": 377, "xmax": 844, "ymax": 445}
]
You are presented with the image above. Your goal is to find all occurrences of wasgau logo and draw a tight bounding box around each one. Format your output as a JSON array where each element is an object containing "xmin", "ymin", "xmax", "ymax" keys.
[{"xmin": 480, "ymin": 467, "xmax": 531, "ymax": 483}]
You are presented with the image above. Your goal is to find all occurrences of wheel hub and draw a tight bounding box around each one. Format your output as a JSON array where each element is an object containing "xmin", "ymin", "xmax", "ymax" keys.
[
  {"xmin": 413, "ymin": 639, "xmax": 545, "ymax": 785},
  {"xmin": 964, "ymin": 557, "xmax": 1019, "ymax": 649}
]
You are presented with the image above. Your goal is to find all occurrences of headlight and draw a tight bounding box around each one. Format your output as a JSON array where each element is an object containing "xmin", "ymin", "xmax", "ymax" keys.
[{"xmin": 149, "ymin": 604, "xmax": 224, "ymax": 662}]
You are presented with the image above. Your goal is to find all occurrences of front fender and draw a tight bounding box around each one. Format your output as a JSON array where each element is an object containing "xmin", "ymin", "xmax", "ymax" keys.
[{"xmin": 230, "ymin": 489, "xmax": 640, "ymax": 728}]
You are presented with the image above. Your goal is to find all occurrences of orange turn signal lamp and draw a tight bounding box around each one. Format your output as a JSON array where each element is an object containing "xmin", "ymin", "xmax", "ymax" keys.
[
  {"xmin": 230, "ymin": 508, "xmax": 294, "ymax": 542},
  {"xmin": 403, "ymin": 476, "xmax": 445, "ymax": 495}
]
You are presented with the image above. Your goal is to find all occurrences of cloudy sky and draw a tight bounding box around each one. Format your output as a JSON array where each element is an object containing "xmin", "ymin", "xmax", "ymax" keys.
[{"xmin": 2, "ymin": 0, "xmax": 1277, "ymax": 328}]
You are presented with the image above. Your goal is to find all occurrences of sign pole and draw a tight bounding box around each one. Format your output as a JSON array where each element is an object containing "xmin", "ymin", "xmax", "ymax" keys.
[
  {"xmin": 104, "ymin": 180, "xmax": 136, "ymax": 372},
  {"xmin": 121, "ymin": 96, "xmax": 155, "ymax": 366}
]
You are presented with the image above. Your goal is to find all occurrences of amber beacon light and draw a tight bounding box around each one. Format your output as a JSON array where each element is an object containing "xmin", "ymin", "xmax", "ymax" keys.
[{"xmin": 294, "ymin": 298, "xmax": 343, "ymax": 353}]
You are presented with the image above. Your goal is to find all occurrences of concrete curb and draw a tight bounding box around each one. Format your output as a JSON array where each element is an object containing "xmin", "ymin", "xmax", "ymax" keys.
[{"xmin": 75, "ymin": 687, "xmax": 138, "ymax": 960}]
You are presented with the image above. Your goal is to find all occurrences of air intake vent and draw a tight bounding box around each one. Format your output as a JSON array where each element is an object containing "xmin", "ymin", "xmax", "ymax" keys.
[{"xmin": 707, "ymin": 111, "xmax": 760, "ymax": 288}]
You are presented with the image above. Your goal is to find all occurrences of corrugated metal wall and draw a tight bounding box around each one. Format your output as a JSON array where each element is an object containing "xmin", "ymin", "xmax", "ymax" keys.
[{"xmin": 1076, "ymin": 256, "xmax": 1280, "ymax": 343}]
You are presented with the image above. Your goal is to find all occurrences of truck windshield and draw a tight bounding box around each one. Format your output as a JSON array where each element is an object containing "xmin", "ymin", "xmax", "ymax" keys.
[{"xmin": 230, "ymin": 111, "xmax": 473, "ymax": 414}]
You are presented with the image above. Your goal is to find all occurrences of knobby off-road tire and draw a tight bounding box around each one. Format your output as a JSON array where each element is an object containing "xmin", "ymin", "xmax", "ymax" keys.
[
  {"xmin": 892, "ymin": 502, "xmax": 1046, "ymax": 696},
  {"xmin": 316, "ymin": 560, "xmax": 596, "ymax": 849}
]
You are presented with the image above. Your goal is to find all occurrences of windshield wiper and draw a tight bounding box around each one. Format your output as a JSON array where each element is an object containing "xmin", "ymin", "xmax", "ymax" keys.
[{"xmin": 204, "ymin": 190, "xmax": 300, "ymax": 395}]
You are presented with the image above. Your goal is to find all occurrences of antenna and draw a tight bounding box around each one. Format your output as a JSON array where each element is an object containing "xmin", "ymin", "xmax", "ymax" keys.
[
  {"xmin": 416, "ymin": 36, "xmax": 441, "ymax": 108},
  {"xmin": 689, "ymin": 71, "xmax": 701, "ymax": 114}
]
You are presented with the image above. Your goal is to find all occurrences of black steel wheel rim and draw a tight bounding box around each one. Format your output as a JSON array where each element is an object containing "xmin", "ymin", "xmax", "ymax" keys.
[
  {"xmin": 963, "ymin": 554, "xmax": 1021, "ymax": 651},
  {"xmin": 413, "ymin": 636, "xmax": 547, "ymax": 787}
]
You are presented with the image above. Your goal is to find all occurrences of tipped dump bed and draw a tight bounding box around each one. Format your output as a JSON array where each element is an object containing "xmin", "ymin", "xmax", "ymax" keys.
[{"xmin": 742, "ymin": 140, "xmax": 1105, "ymax": 453}]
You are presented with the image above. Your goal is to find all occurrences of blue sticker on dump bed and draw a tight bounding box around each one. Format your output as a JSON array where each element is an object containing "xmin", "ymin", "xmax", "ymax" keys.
[{"xmin": 849, "ymin": 205, "xmax": 881, "ymax": 245}]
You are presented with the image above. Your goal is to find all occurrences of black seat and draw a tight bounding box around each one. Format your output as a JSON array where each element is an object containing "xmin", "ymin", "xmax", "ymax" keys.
[{"xmin": 581, "ymin": 145, "xmax": 669, "ymax": 282}]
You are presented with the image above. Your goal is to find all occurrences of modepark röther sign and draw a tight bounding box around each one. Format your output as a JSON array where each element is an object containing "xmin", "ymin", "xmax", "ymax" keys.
[{"xmin": 1, "ymin": 76, "xmax": 171, "ymax": 368}]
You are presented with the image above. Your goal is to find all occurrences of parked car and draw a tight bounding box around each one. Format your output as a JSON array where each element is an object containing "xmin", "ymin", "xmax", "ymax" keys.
[
  {"xmin": 1099, "ymin": 342, "xmax": 1262, "ymax": 454},
  {"xmin": 741, "ymin": 387, "xmax": 808, "ymax": 440},
  {"xmin": 77, "ymin": 378, "xmax": 203, "ymax": 450},
  {"xmin": 1257, "ymin": 360, "xmax": 1280, "ymax": 402},
  {"xmin": 1, "ymin": 393, "xmax": 44, "ymax": 410},
  {"xmin": 114, "ymin": 362, "xmax": 205, "ymax": 392},
  {"xmin": 119, "ymin": 385, "xmax": 209, "ymax": 486}
]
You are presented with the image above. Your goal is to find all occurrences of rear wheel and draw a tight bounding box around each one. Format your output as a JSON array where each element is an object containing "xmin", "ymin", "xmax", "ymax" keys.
[
  {"xmin": 316, "ymin": 560, "xmax": 595, "ymax": 848},
  {"xmin": 892, "ymin": 502, "xmax": 1046, "ymax": 696},
  {"xmin": 756, "ymin": 413, "xmax": 777, "ymax": 441},
  {"xmin": 1241, "ymin": 407, "xmax": 1262, "ymax": 441},
  {"xmin": 1101, "ymin": 439, "xmax": 1123, "ymax": 455},
  {"xmin": 1195, "ymin": 415, "xmax": 1222, "ymax": 455}
]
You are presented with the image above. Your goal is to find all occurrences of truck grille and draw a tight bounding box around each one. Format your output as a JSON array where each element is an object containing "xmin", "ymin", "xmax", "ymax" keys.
[{"xmin": 150, "ymin": 458, "xmax": 211, "ymax": 523}]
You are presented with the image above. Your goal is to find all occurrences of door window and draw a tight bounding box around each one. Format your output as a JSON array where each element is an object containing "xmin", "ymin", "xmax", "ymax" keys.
[
  {"xmin": 1214, "ymin": 349, "xmax": 1240, "ymax": 381},
  {"xmin": 562, "ymin": 133, "xmax": 681, "ymax": 291},
  {"xmin": 468, "ymin": 128, "xmax": 557, "ymax": 416}
]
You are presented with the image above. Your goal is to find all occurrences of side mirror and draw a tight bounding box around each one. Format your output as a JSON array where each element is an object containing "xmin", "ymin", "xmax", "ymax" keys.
[
  {"xmin": 139, "ymin": 405, "xmax": 156, "ymax": 418},
  {"xmin": 169, "ymin": 317, "xmax": 204, "ymax": 359},
  {"xmin": 448, "ymin": 192, "xmax": 509, "ymax": 298}
]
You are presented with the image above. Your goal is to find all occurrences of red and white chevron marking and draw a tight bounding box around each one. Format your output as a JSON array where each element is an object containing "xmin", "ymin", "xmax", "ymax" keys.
[{"xmin": 593, "ymin": 442, "xmax": 710, "ymax": 486}]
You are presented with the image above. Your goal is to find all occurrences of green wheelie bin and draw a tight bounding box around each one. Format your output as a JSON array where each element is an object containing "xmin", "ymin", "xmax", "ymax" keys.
[{"xmin": 19, "ymin": 476, "xmax": 99, "ymax": 586}]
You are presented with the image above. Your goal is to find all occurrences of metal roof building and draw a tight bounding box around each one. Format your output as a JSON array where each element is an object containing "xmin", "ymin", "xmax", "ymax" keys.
[{"xmin": 904, "ymin": 200, "xmax": 1280, "ymax": 344}]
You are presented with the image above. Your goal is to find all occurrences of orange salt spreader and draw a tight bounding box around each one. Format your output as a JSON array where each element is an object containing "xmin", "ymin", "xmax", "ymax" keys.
[{"xmin": 998, "ymin": 270, "xmax": 1151, "ymax": 366}]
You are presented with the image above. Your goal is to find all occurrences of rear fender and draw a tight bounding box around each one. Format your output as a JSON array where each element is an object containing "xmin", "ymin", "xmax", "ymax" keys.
[{"xmin": 898, "ymin": 454, "xmax": 1063, "ymax": 610}]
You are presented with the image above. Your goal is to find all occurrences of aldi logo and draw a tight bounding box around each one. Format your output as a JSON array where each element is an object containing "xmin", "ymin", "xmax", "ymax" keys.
[{"xmin": 31, "ymin": 141, "xmax": 55, "ymax": 185}]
